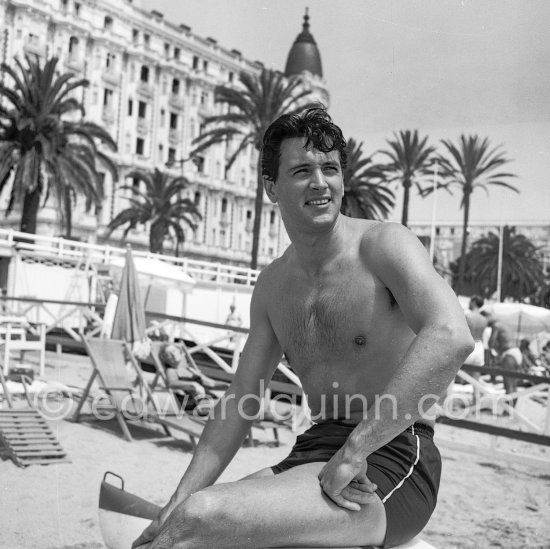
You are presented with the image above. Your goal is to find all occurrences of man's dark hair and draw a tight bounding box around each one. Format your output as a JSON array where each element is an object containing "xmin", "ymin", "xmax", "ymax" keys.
[
  {"xmin": 261, "ymin": 105, "xmax": 347, "ymax": 182},
  {"xmin": 470, "ymin": 295, "xmax": 484, "ymax": 309}
]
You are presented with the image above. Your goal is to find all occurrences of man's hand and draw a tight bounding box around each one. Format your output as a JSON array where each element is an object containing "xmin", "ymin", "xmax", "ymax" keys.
[
  {"xmin": 131, "ymin": 517, "xmax": 159, "ymax": 549},
  {"xmin": 318, "ymin": 447, "xmax": 377, "ymax": 511},
  {"xmin": 132, "ymin": 499, "xmax": 178, "ymax": 549}
]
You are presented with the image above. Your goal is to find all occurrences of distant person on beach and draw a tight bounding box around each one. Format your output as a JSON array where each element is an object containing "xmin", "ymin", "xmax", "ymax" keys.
[
  {"xmin": 464, "ymin": 295, "xmax": 488, "ymax": 405},
  {"xmin": 133, "ymin": 106, "xmax": 473, "ymax": 549},
  {"xmin": 483, "ymin": 311, "xmax": 522, "ymax": 407},
  {"xmin": 225, "ymin": 303, "xmax": 242, "ymax": 345},
  {"xmin": 225, "ymin": 303, "xmax": 242, "ymax": 328}
]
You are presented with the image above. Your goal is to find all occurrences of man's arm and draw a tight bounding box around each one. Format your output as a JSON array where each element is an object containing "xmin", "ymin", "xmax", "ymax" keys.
[
  {"xmin": 133, "ymin": 272, "xmax": 282, "ymax": 546},
  {"xmin": 319, "ymin": 223, "xmax": 473, "ymax": 509}
]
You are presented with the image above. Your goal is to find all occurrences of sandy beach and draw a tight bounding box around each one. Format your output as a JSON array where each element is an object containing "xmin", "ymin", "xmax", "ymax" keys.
[{"xmin": 1, "ymin": 351, "xmax": 549, "ymax": 549}]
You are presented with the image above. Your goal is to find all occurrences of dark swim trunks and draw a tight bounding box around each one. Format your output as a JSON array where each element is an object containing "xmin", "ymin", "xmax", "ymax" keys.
[{"xmin": 271, "ymin": 421, "xmax": 441, "ymax": 549}]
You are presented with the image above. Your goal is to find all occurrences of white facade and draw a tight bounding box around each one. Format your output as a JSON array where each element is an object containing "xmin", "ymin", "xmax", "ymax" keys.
[{"xmin": 0, "ymin": 0, "xmax": 327, "ymax": 266}]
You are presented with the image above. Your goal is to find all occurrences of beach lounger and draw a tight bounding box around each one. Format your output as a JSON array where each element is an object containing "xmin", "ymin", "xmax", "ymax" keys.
[
  {"xmin": 147, "ymin": 341, "xmax": 283, "ymax": 447},
  {"xmin": 98, "ymin": 472, "xmax": 437, "ymax": 549},
  {"xmin": 0, "ymin": 362, "xmax": 69, "ymax": 467},
  {"xmin": 73, "ymin": 338, "xmax": 205, "ymax": 447}
]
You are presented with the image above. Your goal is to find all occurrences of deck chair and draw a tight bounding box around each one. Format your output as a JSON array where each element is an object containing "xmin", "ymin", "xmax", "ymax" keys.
[
  {"xmin": 148, "ymin": 341, "xmax": 228, "ymax": 410},
  {"xmin": 148, "ymin": 341, "xmax": 285, "ymax": 447},
  {"xmin": 0, "ymin": 358, "xmax": 68, "ymax": 467},
  {"xmin": 73, "ymin": 338, "xmax": 205, "ymax": 447}
]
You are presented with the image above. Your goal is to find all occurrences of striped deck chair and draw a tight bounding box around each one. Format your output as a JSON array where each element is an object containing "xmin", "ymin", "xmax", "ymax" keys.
[
  {"xmin": 147, "ymin": 341, "xmax": 285, "ymax": 447},
  {"xmin": 73, "ymin": 338, "xmax": 204, "ymax": 447}
]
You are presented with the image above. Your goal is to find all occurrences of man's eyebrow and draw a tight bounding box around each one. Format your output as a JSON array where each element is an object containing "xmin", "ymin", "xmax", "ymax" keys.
[{"xmin": 287, "ymin": 159, "xmax": 340, "ymax": 171}]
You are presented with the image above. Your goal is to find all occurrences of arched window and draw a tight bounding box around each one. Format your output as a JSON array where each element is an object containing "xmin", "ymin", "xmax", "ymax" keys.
[{"xmin": 68, "ymin": 36, "xmax": 79, "ymax": 54}]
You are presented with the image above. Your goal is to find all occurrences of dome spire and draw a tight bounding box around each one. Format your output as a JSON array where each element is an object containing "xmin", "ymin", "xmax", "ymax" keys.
[{"xmin": 284, "ymin": 8, "xmax": 323, "ymax": 77}]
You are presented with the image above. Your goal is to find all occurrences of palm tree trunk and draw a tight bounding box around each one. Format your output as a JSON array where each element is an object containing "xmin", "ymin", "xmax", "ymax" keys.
[
  {"xmin": 20, "ymin": 187, "xmax": 41, "ymax": 234},
  {"xmin": 64, "ymin": 193, "xmax": 73, "ymax": 237},
  {"xmin": 149, "ymin": 221, "xmax": 165, "ymax": 254},
  {"xmin": 457, "ymin": 193, "xmax": 471, "ymax": 295},
  {"xmin": 250, "ymin": 152, "xmax": 264, "ymax": 270},
  {"xmin": 401, "ymin": 180, "xmax": 411, "ymax": 227}
]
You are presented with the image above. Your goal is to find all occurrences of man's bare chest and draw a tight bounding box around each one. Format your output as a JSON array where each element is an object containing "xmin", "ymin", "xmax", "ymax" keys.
[{"xmin": 268, "ymin": 271, "xmax": 388, "ymax": 362}]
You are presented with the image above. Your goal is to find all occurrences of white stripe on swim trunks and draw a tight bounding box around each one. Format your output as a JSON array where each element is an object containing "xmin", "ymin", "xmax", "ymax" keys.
[{"xmin": 381, "ymin": 425, "xmax": 420, "ymax": 504}]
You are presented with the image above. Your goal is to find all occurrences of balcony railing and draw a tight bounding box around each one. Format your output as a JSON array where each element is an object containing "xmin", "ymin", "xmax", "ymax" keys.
[
  {"xmin": 101, "ymin": 106, "xmax": 116, "ymax": 125},
  {"xmin": 168, "ymin": 129, "xmax": 180, "ymax": 144},
  {"xmin": 137, "ymin": 81, "xmax": 153, "ymax": 97},
  {"xmin": 65, "ymin": 55, "xmax": 84, "ymax": 73},
  {"xmin": 169, "ymin": 94, "xmax": 184, "ymax": 110},
  {"xmin": 102, "ymin": 69, "xmax": 120, "ymax": 85},
  {"xmin": 136, "ymin": 118, "xmax": 149, "ymax": 135}
]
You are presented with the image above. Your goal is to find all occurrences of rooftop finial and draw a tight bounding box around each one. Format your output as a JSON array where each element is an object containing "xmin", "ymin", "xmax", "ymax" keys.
[{"xmin": 303, "ymin": 7, "xmax": 310, "ymax": 31}]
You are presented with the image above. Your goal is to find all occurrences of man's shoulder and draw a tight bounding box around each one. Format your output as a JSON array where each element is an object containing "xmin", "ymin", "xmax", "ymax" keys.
[
  {"xmin": 355, "ymin": 220, "xmax": 419, "ymax": 259},
  {"xmin": 253, "ymin": 252, "xmax": 291, "ymax": 293}
]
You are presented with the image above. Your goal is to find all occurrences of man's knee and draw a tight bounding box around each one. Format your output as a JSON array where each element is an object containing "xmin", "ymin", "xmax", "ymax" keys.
[{"xmin": 176, "ymin": 489, "xmax": 234, "ymax": 543}]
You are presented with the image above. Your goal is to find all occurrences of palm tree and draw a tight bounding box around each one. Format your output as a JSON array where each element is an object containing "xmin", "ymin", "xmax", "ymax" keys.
[
  {"xmin": 378, "ymin": 130, "xmax": 436, "ymax": 227},
  {"xmin": 192, "ymin": 68, "xmax": 314, "ymax": 269},
  {"xmin": 437, "ymin": 135, "xmax": 517, "ymax": 294},
  {"xmin": 0, "ymin": 55, "xmax": 117, "ymax": 235},
  {"xmin": 107, "ymin": 168, "xmax": 201, "ymax": 255},
  {"xmin": 453, "ymin": 226, "xmax": 545, "ymax": 301},
  {"xmin": 341, "ymin": 138, "xmax": 395, "ymax": 220}
]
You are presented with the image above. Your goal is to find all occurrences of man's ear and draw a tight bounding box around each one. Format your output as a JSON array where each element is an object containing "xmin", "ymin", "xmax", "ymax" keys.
[{"xmin": 264, "ymin": 177, "xmax": 277, "ymax": 203}]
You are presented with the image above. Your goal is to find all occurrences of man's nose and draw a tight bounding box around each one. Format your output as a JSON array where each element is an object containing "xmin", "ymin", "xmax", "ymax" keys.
[{"xmin": 310, "ymin": 169, "xmax": 328, "ymax": 189}]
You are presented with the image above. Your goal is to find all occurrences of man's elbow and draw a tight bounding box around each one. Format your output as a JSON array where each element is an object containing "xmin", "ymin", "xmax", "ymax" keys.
[{"xmin": 434, "ymin": 321, "xmax": 474, "ymax": 361}]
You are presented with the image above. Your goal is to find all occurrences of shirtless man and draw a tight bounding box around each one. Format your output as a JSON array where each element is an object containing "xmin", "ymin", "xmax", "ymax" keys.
[
  {"xmin": 464, "ymin": 295, "xmax": 488, "ymax": 405},
  {"xmin": 484, "ymin": 312, "xmax": 522, "ymax": 407},
  {"xmin": 134, "ymin": 107, "xmax": 473, "ymax": 549}
]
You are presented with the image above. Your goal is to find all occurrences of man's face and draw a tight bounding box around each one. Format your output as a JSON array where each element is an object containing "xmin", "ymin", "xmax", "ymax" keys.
[{"xmin": 265, "ymin": 137, "xmax": 344, "ymax": 232}]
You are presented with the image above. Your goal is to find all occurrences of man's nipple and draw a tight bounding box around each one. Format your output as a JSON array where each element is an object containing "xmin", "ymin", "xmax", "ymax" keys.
[{"xmin": 354, "ymin": 335, "xmax": 367, "ymax": 346}]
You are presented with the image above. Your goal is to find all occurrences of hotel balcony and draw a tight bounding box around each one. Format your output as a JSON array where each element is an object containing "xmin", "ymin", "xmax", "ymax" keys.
[
  {"xmin": 219, "ymin": 214, "xmax": 230, "ymax": 228},
  {"xmin": 102, "ymin": 69, "xmax": 120, "ymax": 86},
  {"xmin": 137, "ymin": 81, "xmax": 153, "ymax": 98},
  {"xmin": 168, "ymin": 94, "xmax": 185, "ymax": 110},
  {"xmin": 136, "ymin": 118, "xmax": 149, "ymax": 136},
  {"xmin": 65, "ymin": 55, "xmax": 85, "ymax": 73},
  {"xmin": 23, "ymin": 36, "xmax": 46, "ymax": 58},
  {"xmin": 102, "ymin": 106, "xmax": 116, "ymax": 126},
  {"xmin": 168, "ymin": 129, "xmax": 181, "ymax": 145}
]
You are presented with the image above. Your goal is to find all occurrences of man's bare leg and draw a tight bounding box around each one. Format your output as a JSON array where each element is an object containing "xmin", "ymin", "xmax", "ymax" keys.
[{"xmin": 149, "ymin": 462, "xmax": 386, "ymax": 549}]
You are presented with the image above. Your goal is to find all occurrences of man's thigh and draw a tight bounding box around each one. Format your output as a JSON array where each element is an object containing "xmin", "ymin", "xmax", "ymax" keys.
[{"xmin": 187, "ymin": 462, "xmax": 386, "ymax": 548}]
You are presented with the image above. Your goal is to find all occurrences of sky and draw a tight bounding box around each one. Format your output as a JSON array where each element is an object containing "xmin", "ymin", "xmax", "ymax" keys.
[{"xmin": 139, "ymin": 0, "xmax": 550, "ymax": 225}]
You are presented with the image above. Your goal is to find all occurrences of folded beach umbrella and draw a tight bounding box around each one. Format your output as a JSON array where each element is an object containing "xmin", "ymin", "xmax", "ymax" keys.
[{"xmin": 111, "ymin": 246, "xmax": 149, "ymax": 356}]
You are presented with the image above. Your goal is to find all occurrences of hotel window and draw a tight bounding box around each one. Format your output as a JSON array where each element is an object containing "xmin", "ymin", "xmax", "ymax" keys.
[
  {"xmin": 160, "ymin": 109, "xmax": 165, "ymax": 126},
  {"xmin": 172, "ymin": 78, "xmax": 180, "ymax": 95},
  {"xmin": 138, "ymin": 101, "xmax": 147, "ymax": 119},
  {"xmin": 144, "ymin": 34, "xmax": 150, "ymax": 47},
  {"xmin": 106, "ymin": 52, "xmax": 115, "ymax": 69},
  {"xmin": 74, "ymin": 2, "xmax": 80, "ymax": 16},
  {"xmin": 221, "ymin": 198, "xmax": 228, "ymax": 215},
  {"xmin": 192, "ymin": 56, "xmax": 199, "ymax": 69},
  {"xmin": 228, "ymin": 71, "xmax": 234, "ymax": 83},
  {"xmin": 136, "ymin": 138, "xmax": 144, "ymax": 155},
  {"xmin": 132, "ymin": 29, "xmax": 139, "ymax": 44},
  {"xmin": 194, "ymin": 192, "xmax": 201, "ymax": 206},
  {"xmin": 68, "ymin": 36, "xmax": 78, "ymax": 54},
  {"xmin": 174, "ymin": 47, "xmax": 181, "ymax": 60},
  {"xmin": 127, "ymin": 99, "xmax": 133, "ymax": 116},
  {"xmin": 140, "ymin": 65, "xmax": 149, "ymax": 83},
  {"xmin": 103, "ymin": 88, "xmax": 113, "ymax": 107},
  {"xmin": 164, "ymin": 43, "xmax": 170, "ymax": 58},
  {"xmin": 169, "ymin": 113, "xmax": 178, "ymax": 130},
  {"xmin": 60, "ymin": 0, "xmax": 68, "ymax": 13},
  {"xmin": 167, "ymin": 148, "xmax": 176, "ymax": 163},
  {"xmin": 104, "ymin": 16, "xmax": 113, "ymax": 30},
  {"xmin": 158, "ymin": 144, "xmax": 164, "ymax": 162},
  {"xmin": 203, "ymin": 60, "xmax": 208, "ymax": 72}
]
